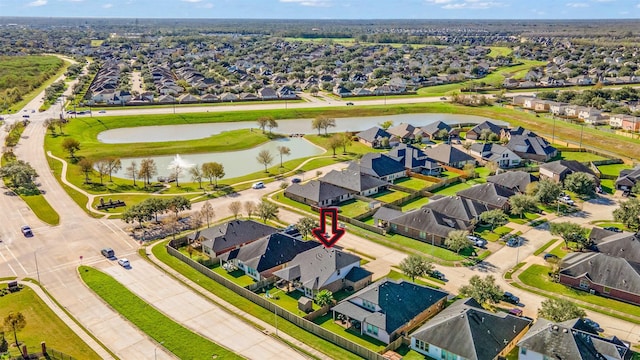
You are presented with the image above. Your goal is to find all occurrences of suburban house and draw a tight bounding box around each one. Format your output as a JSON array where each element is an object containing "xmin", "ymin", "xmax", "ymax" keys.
[
  {"xmin": 421, "ymin": 121, "xmax": 452, "ymax": 140},
  {"xmin": 486, "ymin": 171, "xmax": 539, "ymax": 193},
  {"xmin": 504, "ymin": 129, "xmax": 557, "ymax": 162},
  {"xmin": 424, "ymin": 144, "xmax": 476, "ymax": 169},
  {"xmin": 330, "ymin": 279, "xmax": 449, "ymax": 344},
  {"xmin": 456, "ymin": 183, "xmax": 516, "ymax": 212},
  {"xmin": 517, "ymin": 318, "xmax": 631, "ymax": 360},
  {"xmin": 219, "ymin": 233, "xmax": 320, "ymax": 281},
  {"xmin": 356, "ymin": 126, "xmax": 392, "ymax": 148},
  {"xmin": 320, "ymin": 169, "xmax": 389, "ymax": 197},
  {"xmin": 424, "ymin": 195, "xmax": 491, "ymax": 225},
  {"xmin": 615, "ymin": 165, "xmax": 640, "ymax": 191},
  {"xmin": 465, "ymin": 121, "xmax": 504, "ymax": 141},
  {"xmin": 387, "ymin": 206, "xmax": 471, "ymax": 246},
  {"xmin": 469, "ymin": 143, "xmax": 522, "ymax": 168},
  {"xmin": 540, "ymin": 160, "xmax": 600, "ymax": 185},
  {"xmin": 284, "ymin": 180, "xmax": 354, "ymax": 207},
  {"xmin": 410, "ymin": 298, "xmax": 531, "ymax": 360},
  {"xmin": 347, "ymin": 153, "xmax": 407, "ymax": 182},
  {"xmin": 387, "ymin": 143, "xmax": 443, "ymax": 175},
  {"xmin": 387, "ymin": 123, "xmax": 427, "ymax": 143},
  {"xmin": 272, "ymin": 247, "xmax": 373, "ymax": 298},
  {"xmin": 190, "ymin": 220, "xmax": 279, "ymax": 258}
]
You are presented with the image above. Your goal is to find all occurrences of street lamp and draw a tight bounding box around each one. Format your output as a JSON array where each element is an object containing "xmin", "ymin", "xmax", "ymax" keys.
[{"xmin": 154, "ymin": 341, "xmax": 165, "ymax": 360}]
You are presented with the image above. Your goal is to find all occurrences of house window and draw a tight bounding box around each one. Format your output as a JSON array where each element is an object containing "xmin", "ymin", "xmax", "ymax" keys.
[
  {"xmin": 391, "ymin": 224, "xmax": 397, "ymax": 231},
  {"xmin": 419, "ymin": 231, "xmax": 427, "ymax": 239},
  {"xmin": 579, "ymin": 279, "xmax": 589, "ymax": 289},
  {"xmin": 414, "ymin": 339, "xmax": 429, "ymax": 352},
  {"xmin": 404, "ymin": 226, "xmax": 409, "ymax": 232},
  {"xmin": 366, "ymin": 323, "xmax": 379, "ymax": 336},
  {"xmin": 441, "ymin": 349, "xmax": 456, "ymax": 360},
  {"xmin": 521, "ymin": 348, "xmax": 527, "ymax": 355},
  {"xmin": 603, "ymin": 286, "xmax": 611, "ymax": 294}
]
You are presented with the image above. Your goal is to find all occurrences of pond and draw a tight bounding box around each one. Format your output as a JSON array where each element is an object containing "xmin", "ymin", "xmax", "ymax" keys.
[
  {"xmin": 98, "ymin": 113, "xmax": 505, "ymax": 144},
  {"xmin": 110, "ymin": 137, "xmax": 324, "ymax": 181}
]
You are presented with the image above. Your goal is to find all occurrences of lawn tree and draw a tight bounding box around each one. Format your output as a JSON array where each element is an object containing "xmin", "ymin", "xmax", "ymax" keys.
[
  {"xmin": 462, "ymin": 141, "xmax": 473, "ymax": 153},
  {"xmin": 256, "ymin": 116, "xmax": 269, "ymax": 133},
  {"xmin": 310, "ymin": 86, "xmax": 319, "ymax": 96},
  {"xmin": 380, "ymin": 120, "xmax": 393, "ymax": 130},
  {"xmin": 106, "ymin": 157, "xmax": 122, "ymax": 182},
  {"xmin": 277, "ymin": 146, "xmax": 291, "ymax": 168},
  {"xmin": 163, "ymin": 213, "xmax": 182, "ymax": 241},
  {"xmin": 167, "ymin": 196, "xmax": 191, "ymax": 218},
  {"xmin": 341, "ymin": 132, "xmax": 352, "ymax": 154},
  {"xmin": 509, "ymin": 194, "xmax": 538, "ymax": 218},
  {"xmin": 0, "ymin": 160, "xmax": 38, "ymax": 194},
  {"xmin": 414, "ymin": 134, "xmax": 423, "ymax": 145},
  {"xmin": 535, "ymin": 179, "xmax": 563, "ymax": 204},
  {"xmin": 322, "ymin": 117, "xmax": 336, "ymax": 135},
  {"xmin": 95, "ymin": 159, "xmax": 110, "ymax": 185},
  {"xmin": 170, "ymin": 162, "xmax": 185, "ymax": 187},
  {"xmin": 202, "ymin": 162, "xmax": 224, "ymax": 188},
  {"xmin": 458, "ymin": 275, "xmax": 503, "ymax": 305},
  {"xmin": 328, "ymin": 134, "xmax": 342, "ymax": 157},
  {"xmin": 189, "ymin": 165, "xmax": 203, "ymax": 189},
  {"xmin": 488, "ymin": 133, "xmax": 500, "ymax": 142},
  {"xmin": 613, "ymin": 197, "xmax": 640, "ymax": 230},
  {"xmin": 77, "ymin": 158, "xmax": 94, "ymax": 184},
  {"xmin": 445, "ymin": 230, "xmax": 470, "ymax": 254},
  {"xmin": 54, "ymin": 118, "xmax": 66, "ymax": 134},
  {"xmin": 229, "ymin": 201, "xmax": 242, "ymax": 219},
  {"xmin": 142, "ymin": 197, "xmax": 167, "ymax": 223},
  {"xmin": 485, "ymin": 161, "xmax": 499, "ymax": 175},
  {"xmin": 4, "ymin": 312, "xmax": 26, "ymax": 347},
  {"xmin": 380, "ymin": 137, "xmax": 390, "ymax": 148},
  {"xmin": 138, "ymin": 158, "xmax": 158, "ymax": 187},
  {"xmin": 315, "ymin": 289, "xmax": 334, "ymax": 308},
  {"xmin": 267, "ymin": 118, "xmax": 278, "ymax": 134},
  {"xmin": 436, "ymin": 128, "xmax": 450, "ymax": 140},
  {"xmin": 244, "ymin": 201, "xmax": 257, "ymax": 219},
  {"xmin": 43, "ymin": 118, "xmax": 56, "ymax": 135},
  {"xmin": 257, "ymin": 200, "xmax": 279, "ymax": 223},
  {"xmin": 122, "ymin": 203, "xmax": 153, "ymax": 229},
  {"xmin": 61, "ymin": 137, "xmax": 80, "ymax": 159},
  {"xmin": 479, "ymin": 209, "xmax": 509, "ymax": 232},
  {"xmin": 479, "ymin": 128, "xmax": 493, "ymax": 143},
  {"xmin": 296, "ymin": 217, "xmax": 317, "ymax": 240},
  {"xmin": 632, "ymin": 182, "xmax": 640, "ymax": 196},
  {"xmin": 538, "ymin": 298, "xmax": 586, "ymax": 322},
  {"xmin": 463, "ymin": 163, "xmax": 476, "ymax": 178},
  {"xmin": 256, "ymin": 149, "xmax": 274, "ymax": 172},
  {"xmin": 550, "ymin": 221, "xmax": 590, "ymax": 250},
  {"xmin": 200, "ymin": 200, "xmax": 215, "ymax": 228},
  {"xmin": 311, "ymin": 116, "xmax": 324, "ymax": 135},
  {"xmin": 525, "ymin": 182, "xmax": 538, "ymax": 196},
  {"xmin": 564, "ymin": 172, "xmax": 596, "ymax": 197},
  {"xmin": 126, "ymin": 160, "xmax": 138, "ymax": 186},
  {"xmin": 399, "ymin": 254, "xmax": 434, "ymax": 282}
]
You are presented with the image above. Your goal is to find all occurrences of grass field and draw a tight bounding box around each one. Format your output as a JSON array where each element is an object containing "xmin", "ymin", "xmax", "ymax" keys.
[
  {"xmin": 597, "ymin": 163, "xmax": 633, "ymax": 177},
  {"xmin": 401, "ymin": 196, "xmax": 430, "ymax": 211},
  {"xmin": 79, "ymin": 266, "xmax": 242, "ymax": 359},
  {"xmin": 340, "ymin": 199, "xmax": 371, "ymax": 218},
  {"xmin": 0, "ymin": 285, "xmax": 101, "ymax": 359},
  {"xmin": 372, "ymin": 189, "xmax": 410, "ymax": 203},
  {"xmin": 1, "ymin": 55, "xmax": 66, "ymax": 113},
  {"xmin": 533, "ymin": 239, "xmax": 559, "ymax": 256},
  {"xmin": 20, "ymin": 194, "xmax": 60, "ymax": 225},
  {"xmin": 555, "ymin": 151, "xmax": 609, "ymax": 163},
  {"xmin": 395, "ymin": 177, "xmax": 435, "ymax": 190}
]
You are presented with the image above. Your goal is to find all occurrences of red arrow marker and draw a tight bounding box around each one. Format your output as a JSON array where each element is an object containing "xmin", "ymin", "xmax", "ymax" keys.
[{"xmin": 312, "ymin": 208, "xmax": 346, "ymax": 248}]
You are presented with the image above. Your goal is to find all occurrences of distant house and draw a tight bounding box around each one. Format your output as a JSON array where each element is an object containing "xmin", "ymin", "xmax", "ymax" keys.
[
  {"xmin": 411, "ymin": 298, "xmax": 531, "ymax": 360},
  {"xmin": 347, "ymin": 153, "xmax": 407, "ymax": 182},
  {"xmin": 517, "ymin": 318, "xmax": 632, "ymax": 360},
  {"xmin": 200, "ymin": 93, "xmax": 219, "ymax": 102},
  {"xmin": 284, "ymin": 180, "xmax": 354, "ymax": 207},
  {"xmin": 320, "ymin": 169, "xmax": 389, "ymax": 197},
  {"xmin": 178, "ymin": 94, "xmax": 199, "ymax": 104},
  {"xmin": 421, "ymin": 121, "xmax": 452, "ymax": 140},
  {"xmin": 387, "ymin": 143, "xmax": 442, "ymax": 175},
  {"xmin": 356, "ymin": 126, "xmax": 392, "ymax": 149},
  {"xmin": 615, "ymin": 165, "xmax": 640, "ymax": 191},
  {"xmin": 424, "ymin": 144, "xmax": 475, "ymax": 169},
  {"xmin": 456, "ymin": 183, "xmax": 515, "ymax": 212},
  {"xmin": 220, "ymin": 233, "xmax": 320, "ymax": 281},
  {"xmin": 259, "ymin": 87, "xmax": 278, "ymax": 100},
  {"xmin": 191, "ymin": 220, "xmax": 279, "ymax": 258},
  {"xmin": 465, "ymin": 121, "xmax": 504, "ymax": 141},
  {"xmin": 550, "ymin": 102, "xmax": 570, "ymax": 116},
  {"xmin": 220, "ymin": 92, "xmax": 238, "ymax": 102},
  {"xmin": 273, "ymin": 247, "xmax": 372, "ymax": 298},
  {"xmin": 469, "ymin": 143, "xmax": 522, "ymax": 168},
  {"xmin": 486, "ymin": 171, "xmax": 539, "ymax": 193},
  {"xmin": 331, "ymin": 279, "xmax": 449, "ymax": 344},
  {"xmin": 540, "ymin": 160, "xmax": 599, "ymax": 185},
  {"xmin": 333, "ymin": 85, "xmax": 352, "ymax": 97},
  {"xmin": 387, "ymin": 123, "xmax": 426, "ymax": 143}
]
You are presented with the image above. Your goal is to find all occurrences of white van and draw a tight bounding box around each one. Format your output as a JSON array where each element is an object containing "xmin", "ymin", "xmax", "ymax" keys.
[{"xmin": 252, "ymin": 182, "xmax": 265, "ymax": 189}]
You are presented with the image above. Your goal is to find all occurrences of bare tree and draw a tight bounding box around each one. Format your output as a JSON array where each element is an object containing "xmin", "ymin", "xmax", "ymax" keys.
[
  {"xmin": 244, "ymin": 201, "xmax": 257, "ymax": 219},
  {"xmin": 200, "ymin": 200, "xmax": 215, "ymax": 228},
  {"xmin": 107, "ymin": 157, "xmax": 122, "ymax": 182},
  {"xmin": 138, "ymin": 158, "xmax": 158, "ymax": 187},
  {"xmin": 95, "ymin": 159, "xmax": 110, "ymax": 185},
  {"xmin": 277, "ymin": 146, "xmax": 291, "ymax": 168},
  {"xmin": 229, "ymin": 201, "xmax": 242, "ymax": 219},
  {"xmin": 256, "ymin": 149, "xmax": 274, "ymax": 172},
  {"xmin": 202, "ymin": 162, "xmax": 225, "ymax": 188},
  {"xmin": 78, "ymin": 158, "xmax": 94, "ymax": 184},
  {"xmin": 189, "ymin": 165, "xmax": 203, "ymax": 189},
  {"xmin": 126, "ymin": 160, "xmax": 138, "ymax": 186}
]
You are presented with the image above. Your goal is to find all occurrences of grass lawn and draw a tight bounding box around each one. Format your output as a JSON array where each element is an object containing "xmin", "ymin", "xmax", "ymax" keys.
[
  {"xmin": 534, "ymin": 239, "xmax": 559, "ymax": 256},
  {"xmin": 339, "ymin": 199, "xmax": 371, "ymax": 218},
  {"xmin": 597, "ymin": 163, "xmax": 632, "ymax": 177},
  {"xmin": 305, "ymin": 134, "xmax": 382, "ymax": 157},
  {"xmin": 519, "ymin": 265, "xmax": 640, "ymax": 318},
  {"xmin": 19, "ymin": 193, "xmax": 60, "ymax": 226},
  {"xmin": 394, "ymin": 177, "xmax": 434, "ymax": 191},
  {"xmin": 475, "ymin": 226, "xmax": 513, "ymax": 242},
  {"xmin": 387, "ymin": 233, "xmax": 468, "ymax": 261},
  {"xmin": 431, "ymin": 181, "xmax": 471, "ymax": 196},
  {"xmin": 599, "ymin": 178, "xmax": 616, "ymax": 194},
  {"xmin": 79, "ymin": 266, "xmax": 242, "ymax": 359},
  {"xmin": 150, "ymin": 242, "xmax": 362, "ymax": 360},
  {"xmin": 212, "ymin": 267, "xmax": 256, "ymax": 288},
  {"xmin": 508, "ymin": 212, "xmax": 540, "ymax": 225},
  {"xmin": 313, "ymin": 313, "xmax": 386, "ymax": 352},
  {"xmin": 555, "ymin": 151, "xmax": 609, "ymax": 163},
  {"xmin": 395, "ymin": 344, "xmax": 428, "ymax": 360},
  {"xmin": 401, "ymin": 196, "xmax": 430, "ymax": 211},
  {"xmin": 440, "ymin": 171, "xmax": 461, "ymax": 179},
  {"xmin": 384, "ymin": 269, "xmax": 440, "ymax": 288},
  {"xmin": 372, "ymin": 189, "xmax": 410, "ymax": 203},
  {"xmin": 263, "ymin": 286, "xmax": 320, "ymax": 315},
  {"xmin": 593, "ymin": 221, "xmax": 625, "ymax": 231},
  {"xmin": 548, "ymin": 242, "xmax": 572, "ymax": 259},
  {"xmin": 474, "ymin": 166, "xmax": 492, "ymax": 178},
  {"xmin": 0, "ymin": 285, "xmax": 102, "ymax": 359}
]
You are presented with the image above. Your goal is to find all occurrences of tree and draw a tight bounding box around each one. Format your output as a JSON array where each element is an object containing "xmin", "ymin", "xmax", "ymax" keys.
[
  {"xmin": 257, "ymin": 200, "xmax": 279, "ymax": 223},
  {"xmin": 138, "ymin": 158, "xmax": 158, "ymax": 187},
  {"xmin": 328, "ymin": 134, "xmax": 342, "ymax": 157},
  {"xmin": 479, "ymin": 209, "xmax": 509, "ymax": 231},
  {"xmin": 0, "ymin": 160, "xmax": 38, "ymax": 193},
  {"xmin": 200, "ymin": 200, "xmax": 215, "ymax": 228},
  {"xmin": 380, "ymin": 137, "xmax": 390, "ymax": 148},
  {"xmin": 322, "ymin": 117, "xmax": 336, "ymax": 135},
  {"xmin": 62, "ymin": 138, "xmax": 80, "ymax": 158},
  {"xmin": 167, "ymin": 196, "xmax": 191, "ymax": 218},
  {"xmin": 4, "ymin": 312, "xmax": 26, "ymax": 347},
  {"xmin": 43, "ymin": 118, "xmax": 56, "ymax": 135},
  {"xmin": 77, "ymin": 158, "xmax": 94, "ymax": 184},
  {"xmin": 479, "ymin": 128, "xmax": 493, "ymax": 143},
  {"xmin": 244, "ymin": 201, "xmax": 257, "ymax": 219},
  {"xmin": 380, "ymin": 120, "xmax": 393, "ymax": 130},
  {"xmin": 95, "ymin": 159, "xmax": 110, "ymax": 185},
  {"xmin": 564, "ymin": 172, "xmax": 596, "ymax": 197},
  {"xmin": 538, "ymin": 298, "xmax": 586, "ymax": 322},
  {"xmin": 122, "ymin": 203, "xmax": 153, "ymax": 229},
  {"xmin": 256, "ymin": 149, "xmax": 273, "ymax": 172},
  {"xmin": 535, "ymin": 179, "xmax": 563, "ymax": 204},
  {"xmin": 312, "ymin": 116, "xmax": 336, "ymax": 135},
  {"xmin": 106, "ymin": 157, "xmax": 122, "ymax": 182},
  {"xmin": 458, "ymin": 275, "xmax": 503, "ymax": 305},
  {"xmin": 256, "ymin": 117, "xmax": 270, "ymax": 133},
  {"xmin": 267, "ymin": 118, "xmax": 278, "ymax": 134},
  {"xmin": 296, "ymin": 217, "xmax": 317, "ymax": 240},
  {"xmin": 202, "ymin": 162, "xmax": 224, "ymax": 188},
  {"xmin": 189, "ymin": 165, "xmax": 203, "ymax": 189},
  {"xmin": 509, "ymin": 194, "xmax": 538, "ymax": 218},
  {"xmin": 445, "ymin": 230, "xmax": 470, "ymax": 254},
  {"xmin": 463, "ymin": 163, "xmax": 476, "ymax": 177},
  {"xmin": 485, "ymin": 161, "xmax": 499, "ymax": 175},
  {"xmin": 550, "ymin": 221, "xmax": 589, "ymax": 250},
  {"xmin": 462, "ymin": 141, "xmax": 472, "ymax": 153},
  {"xmin": 436, "ymin": 128, "xmax": 450, "ymax": 140},
  {"xmin": 315, "ymin": 289, "xmax": 334, "ymax": 308},
  {"xmin": 229, "ymin": 201, "xmax": 242, "ymax": 219},
  {"xmin": 142, "ymin": 197, "xmax": 168, "ymax": 222},
  {"xmin": 277, "ymin": 146, "xmax": 291, "ymax": 168},
  {"xmin": 399, "ymin": 254, "xmax": 434, "ymax": 282},
  {"xmin": 613, "ymin": 198, "xmax": 640, "ymax": 230},
  {"xmin": 126, "ymin": 160, "xmax": 138, "ymax": 186},
  {"xmin": 340, "ymin": 132, "xmax": 352, "ymax": 154},
  {"xmin": 311, "ymin": 116, "xmax": 324, "ymax": 135}
]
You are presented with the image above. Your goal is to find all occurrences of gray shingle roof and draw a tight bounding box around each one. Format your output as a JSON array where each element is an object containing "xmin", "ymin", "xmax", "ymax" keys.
[
  {"xmin": 388, "ymin": 143, "xmax": 440, "ymax": 170},
  {"xmin": 593, "ymin": 232, "xmax": 640, "ymax": 263},
  {"xmin": 390, "ymin": 207, "xmax": 469, "ymax": 238},
  {"xmin": 424, "ymin": 196, "xmax": 490, "ymax": 223},
  {"xmin": 373, "ymin": 207, "xmax": 404, "ymax": 222},
  {"xmin": 321, "ymin": 169, "xmax": 389, "ymax": 193},
  {"xmin": 421, "ymin": 121, "xmax": 451, "ymax": 136},
  {"xmin": 356, "ymin": 126, "xmax": 391, "ymax": 144},
  {"xmin": 388, "ymin": 123, "xmax": 417, "ymax": 139},
  {"xmin": 348, "ymin": 153, "xmax": 406, "ymax": 179},
  {"xmin": 541, "ymin": 160, "xmax": 596, "ymax": 177},
  {"xmin": 486, "ymin": 171, "xmax": 538, "ymax": 193},
  {"xmin": 616, "ymin": 166, "xmax": 640, "ymax": 188},
  {"xmin": 411, "ymin": 298, "xmax": 531, "ymax": 360},
  {"xmin": 424, "ymin": 144, "xmax": 475, "ymax": 166},
  {"xmin": 507, "ymin": 134, "xmax": 556, "ymax": 157},
  {"xmin": 456, "ymin": 183, "xmax": 515, "ymax": 208},
  {"xmin": 284, "ymin": 180, "xmax": 353, "ymax": 203},
  {"xmin": 468, "ymin": 121, "xmax": 503, "ymax": 137},
  {"xmin": 560, "ymin": 252, "xmax": 640, "ymax": 295},
  {"xmin": 190, "ymin": 220, "xmax": 278, "ymax": 254}
]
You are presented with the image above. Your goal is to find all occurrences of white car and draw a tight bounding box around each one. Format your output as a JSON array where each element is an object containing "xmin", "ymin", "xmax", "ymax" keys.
[
  {"xmin": 118, "ymin": 258, "xmax": 130, "ymax": 268},
  {"xmin": 252, "ymin": 182, "xmax": 265, "ymax": 189}
]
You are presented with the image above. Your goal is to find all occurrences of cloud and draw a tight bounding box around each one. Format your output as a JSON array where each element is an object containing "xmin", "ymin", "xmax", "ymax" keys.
[
  {"xmin": 425, "ymin": 0, "xmax": 454, "ymax": 4},
  {"xmin": 182, "ymin": 0, "xmax": 202, "ymax": 2},
  {"xmin": 197, "ymin": 2, "xmax": 213, "ymax": 7},
  {"xmin": 27, "ymin": 0, "xmax": 47, "ymax": 6},
  {"xmin": 566, "ymin": 2, "xmax": 589, "ymax": 7},
  {"xmin": 592, "ymin": 0, "xmax": 614, "ymax": 2},
  {"xmin": 279, "ymin": 0, "xmax": 332, "ymax": 7},
  {"xmin": 440, "ymin": 1, "xmax": 504, "ymax": 9},
  {"xmin": 102, "ymin": 3, "xmax": 112, "ymax": 8}
]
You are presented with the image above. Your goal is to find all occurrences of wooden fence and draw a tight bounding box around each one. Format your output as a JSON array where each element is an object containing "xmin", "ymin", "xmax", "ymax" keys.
[{"xmin": 166, "ymin": 244, "xmax": 387, "ymax": 360}]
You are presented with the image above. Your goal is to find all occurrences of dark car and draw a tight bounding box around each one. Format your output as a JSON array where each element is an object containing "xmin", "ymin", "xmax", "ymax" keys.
[
  {"xmin": 430, "ymin": 270, "xmax": 445, "ymax": 280},
  {"xmin": 583, "ymin": 318, "xmax": 603, "ymax": 332},
  {"xmin": 101, "ymin": 248, "xmax": 115, "ymax": 258},
  {"xmin": 21, "ymin": 225, "xmax": 33, "ymax": 237},
  {"xmin": 503, "ymin": 291, "xmax": 520, "ymax": 305},
  {"xmin": 506, "ymin": 237, "xmax": 521, "ymax": 247},
  {"xmin": 603, "ymin": 226, "xmax": 622, "ymax": 233},
  {"xmin": 291, "ymin": 177, "xmax": 302, "ymax": 184},
  {"xmin": 543, "ymin": 253, "xmax": 559, "ymax": 261},
  {"xmin": 345, "ymin": 102, "xmax": 354, "ymax": 106}
]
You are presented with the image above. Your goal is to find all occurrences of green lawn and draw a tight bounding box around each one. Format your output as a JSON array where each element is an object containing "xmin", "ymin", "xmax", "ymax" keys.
[
  {"xmin": 597, "ymin": 163, "xmax": 632, "ymax": 177},
  {"xmin": 440, "ymin": 171, "xmax": 461, "ymax": 179},
  {"xmin": 555, "ymin": 151, "xmax": 609, "ymax": 163},
  {"xmin": 534, "ymin": 239, "xmax": 559, "ymax": 256},
  {"xmin": 401, "ymin": 196, "xmax": 430, "ymax": 211},
  {"xmin": 387, "ymin": 233, "xmax": 468, "ymax": 261},
  {"xmin": 395, "ymin": 345, "xmax": 428, "ymax": 360},
  {"xmin": 339, "ymin": 199, "xmax": 372, "ymax": 218},
  {"xmin": 594, "ymin": 221, "xmax": 625, "ymax": 230},
  {"xmin": 474, "ymin": 166, "xmax": 492, "ymax": 178},
  {"xmin": 19, "ymin": 193, "xmax": 60, "ymax": 225},
  {"xmin": 475, "ymin": 226, "xmax": 513, "ymax": 242},
  {"xmin": 0, "ymin": 285, "xmax": 102, "ymax": 359},
  {"xmin": 599, "ymin": 178, "xmax": 616, "ymax": 194},
  {"xmin": 508, "ymin": 212, "xmax": 540, "ymax": 225},
  {"xmin": 519, "ymin": 265, "xmax": 640, "ymax": 318},
  {"xmin": 263, "ymin": 286, "xmax": 320, "ymax": 315},
  {"xmin": 384, "ymin": 270, "xmax": 440, "ymax": 288},
  {"xmin": 79, "ymin": 266, "xmax": 242, "ymax": 359},
  {"xmin": 313, "ymin": 313, "xmax": 386, "ymax": 352},
  {"xmin": 394, "ymin": 177, "xmax": 435, "ymax": 191},
  {"xmin": 548, "ymin": 242, "xmax": 573, "ymax": 259},
  {"xmin": 372, "ymin": 189, "xmax": 410, "ymax": 203},
  {"xmin": 305, "ymin": 134, "xmax": 382, "ymax": 156},
  {"xmin": 150, "ymin": 242, "xmax": 362, "ymax": 360},
  {"xmin": 431, "ymin": 181, "xmax": 471, "ymax": 196},
  {"xmin": 212, "ymin": 266, "xmax": 256, "ymax": 288}
]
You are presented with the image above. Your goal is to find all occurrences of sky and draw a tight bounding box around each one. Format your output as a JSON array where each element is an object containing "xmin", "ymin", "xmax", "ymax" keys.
[{"xmin": 0, "ymin": 0, "xmax": 639, "ymax": 19}]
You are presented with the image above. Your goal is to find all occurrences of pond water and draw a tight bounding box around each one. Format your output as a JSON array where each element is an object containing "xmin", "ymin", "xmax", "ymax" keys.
[
  {"xmin": 111, "ymin": 137, "xmax": 324, "ymax": 181},
  {"xmin": 98, "ymin": 113, "xmax": 505, "ymax": 144}
]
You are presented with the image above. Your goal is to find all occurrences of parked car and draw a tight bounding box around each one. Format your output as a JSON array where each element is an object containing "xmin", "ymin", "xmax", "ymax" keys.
[
  {"xmin": 98, "ymin": 110, "xmax": 106, "ymax": 114},
  {"xmin": 20, "ymin": 225, "xmax": 33, "ymax": 237},
  {"xmin": 506, "ymin": 237, "xmax": 521, "ymax": 247},
  {"xmin": 583, "ymin": 318, "xmax": 603, "ymax": 332},
  {"xmin": 101, "ymin": 248, "xmax": 115, "ymax": 258},
  {"xmin": 252, "ymin": 182, "xmax": 265, "ymax": 189},
  {"xmin": 509, "ymin": 308, "xmax": 523, "ymax": 316},
  {"xmin": 467, "ymin": 235, "xmax": 487, "ymax": 248},
  {"xmin": 118, "ymin": 258, "xmax": 130, "ymax": 268},
  {"xmin": 291, "ymin": 178, "xmax": 302, "ymax": 184},
  {"xmin": 345, "ymin": 102, "xmax": 354, "ymax": 106},
  {"xmin": 430, "ymin": 270, "xmax": 445, "ymax": 280},
  {"xmin": 543, "ymin": 253, "xmax": 559, "ymax": 261},
  {"xmin": 603, "ymin": 226, "xmax": 622, "ymax": 233},
  {"xmin": 440, "ymin": 97, "xmax": 447, "ymax": 100},
  {"xmin": 503, "ymin": 291, "xmax": 520, "ymax": 305}
]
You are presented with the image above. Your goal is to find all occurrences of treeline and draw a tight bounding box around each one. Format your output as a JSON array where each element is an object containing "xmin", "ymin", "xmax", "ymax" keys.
[{"xmin": 0, "ymin": 55, "xmax": 64, "ymax": 110}]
